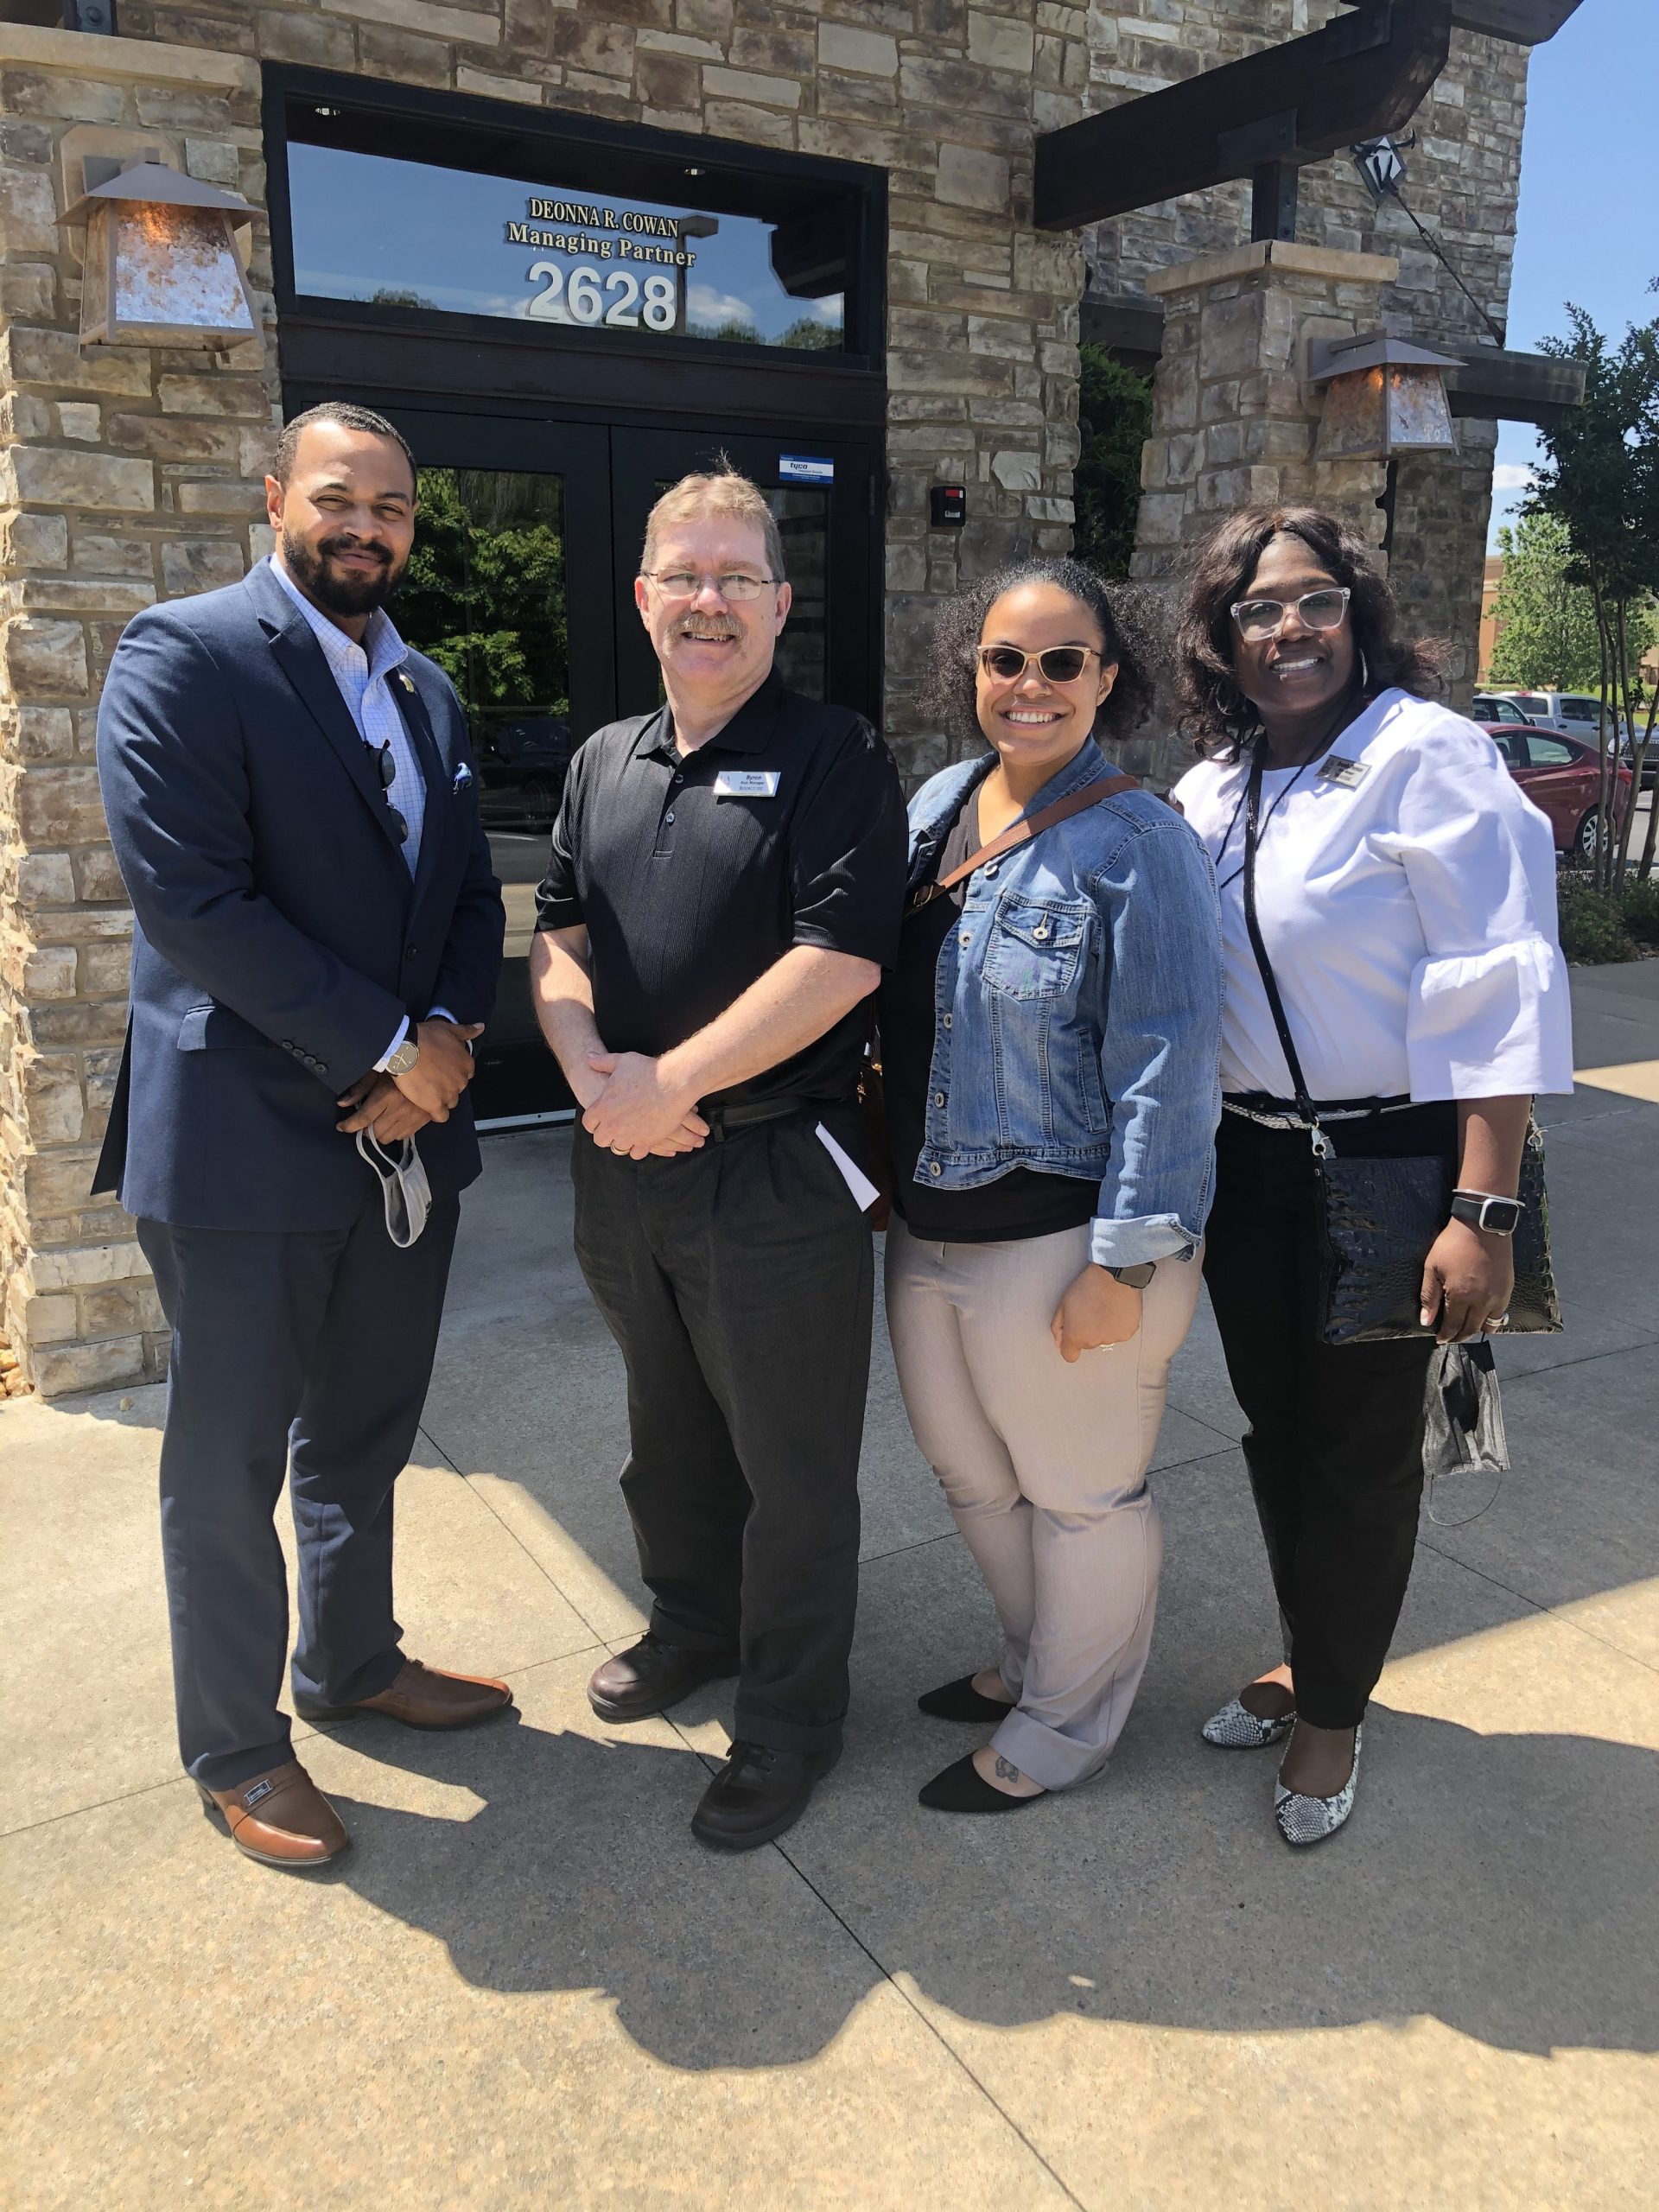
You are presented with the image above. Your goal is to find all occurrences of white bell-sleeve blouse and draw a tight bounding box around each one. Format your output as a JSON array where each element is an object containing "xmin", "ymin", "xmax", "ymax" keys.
[{"xmin": 1173, "ymin": 690, "xmax": 1575, "ymax": 1103}]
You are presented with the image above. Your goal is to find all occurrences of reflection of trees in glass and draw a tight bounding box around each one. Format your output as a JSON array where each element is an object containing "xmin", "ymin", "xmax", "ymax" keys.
[
  {"xmin": 778, "ymin": 315, "xmax": 840, "ymax": 351},
  {"xmin": 370, "ymin": 286, "xmax": 439, "ymax": 310},
  {"xmin": 396, "ymin": 467, "xmax": 569, "ymax": 718},
  {"xmin": 1072, "ymin": 344, "xmax": 1154, "ymax": 579}
]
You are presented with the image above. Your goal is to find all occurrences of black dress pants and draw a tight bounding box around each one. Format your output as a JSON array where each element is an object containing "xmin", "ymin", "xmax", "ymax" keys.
[
  {"xmin": 137, "ymin": 1193, "xmax": 460, "ymax": 1789},
  {"xmin": 571, "ymin": 1104, "xmax": 874, "ymax": 1757},
  {"xmin": 1202, "ymin": 1103, "xmax": 1452, "ymax": 1730}
]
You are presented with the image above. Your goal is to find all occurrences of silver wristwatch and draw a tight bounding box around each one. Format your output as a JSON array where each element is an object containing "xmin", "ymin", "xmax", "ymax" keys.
[
  {"xmin": 1105, "ymin": 1262, "xmax": 1156, "ymax": 1289},
  {"xmin": 385, "ymin": 1035, "xmax": 420, "ymax": 1077}
]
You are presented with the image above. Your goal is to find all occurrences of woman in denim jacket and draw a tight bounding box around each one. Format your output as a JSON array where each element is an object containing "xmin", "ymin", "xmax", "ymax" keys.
[{"xmin": 880, "ymin": 558, "xmax": 1223, "ymax": 1815}]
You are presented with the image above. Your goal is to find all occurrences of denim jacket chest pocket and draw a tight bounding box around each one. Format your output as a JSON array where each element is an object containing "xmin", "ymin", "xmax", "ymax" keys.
[{"xmin": 979, "ymin": 893, "xmax": 1091, "ymax": 1001}]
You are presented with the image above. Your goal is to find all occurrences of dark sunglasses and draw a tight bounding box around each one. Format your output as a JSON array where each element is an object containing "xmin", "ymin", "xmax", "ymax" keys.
[
  {"xmin": 976, "ymin": 644, "xmax": 1100, "ymax": 685},
  {"xmin": 368, "ymin": 739, "xmax": 409, "ymax": 844}
]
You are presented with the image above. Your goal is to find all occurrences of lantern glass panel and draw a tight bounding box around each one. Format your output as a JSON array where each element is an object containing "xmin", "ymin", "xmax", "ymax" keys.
[
  {"xmin": 1314, "ymin": 365, "xmax": 1389, "ymax": 460},
  {"xmin": 1384, "ymin": 365, "xmax": 1457, "ymax": 452},
  {"xmin": 114, "ymin": 202, "xmax": 254, "ymax": 334}
]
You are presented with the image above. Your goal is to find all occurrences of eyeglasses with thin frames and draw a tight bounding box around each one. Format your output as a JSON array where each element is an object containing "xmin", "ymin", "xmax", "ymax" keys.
[
  {"xmin": 368, "ymin": 738, "xmax": 409, "ymax": 844},
  {"xmin": 642, "ymin": 569, "xmax": 779, "ymax": 604},
  {"xmin": 1230, "ymin": 587, "xmax": 1351, "ymax": 642}
]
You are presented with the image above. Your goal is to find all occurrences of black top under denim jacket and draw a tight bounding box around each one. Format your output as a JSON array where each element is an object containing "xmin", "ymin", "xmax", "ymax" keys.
[{"xmin": 880, "ymin": 792, "xmax": 1097, "ymax": 1243}]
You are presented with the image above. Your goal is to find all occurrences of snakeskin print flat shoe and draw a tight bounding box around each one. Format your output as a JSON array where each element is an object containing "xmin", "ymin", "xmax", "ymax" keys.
[
  {"xmin": 1273, "ymin": 1726, "xmax": 1363, "ymax": 1847},
  {"xmin": 1201, "ymin": 1695, "xmax": 1295, "ymax": 1748}
]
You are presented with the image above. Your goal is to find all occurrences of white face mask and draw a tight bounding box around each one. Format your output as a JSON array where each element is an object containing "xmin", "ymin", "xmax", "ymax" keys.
[{"xmin": 356, "ymin": 1129, "xmax": 432, "ymax": 1248}]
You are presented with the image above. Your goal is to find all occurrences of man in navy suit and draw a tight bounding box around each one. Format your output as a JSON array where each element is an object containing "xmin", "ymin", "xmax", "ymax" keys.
[{"xmin": 96, "ymin": 403, "xmax": 509, "ymax": 1870}]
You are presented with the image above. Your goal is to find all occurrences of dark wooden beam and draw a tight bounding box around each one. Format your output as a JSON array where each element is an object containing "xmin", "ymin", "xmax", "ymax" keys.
[
  {"xmin": 1445, "ymin": 346, "xmax": 1586, "ymax": 428},
  {"xmin": 1034, "ymin": 0, "xmax": 1452, "ymax": 233},
  {"xmin": 1079, "ymin": 296, "xmax": 1165, "ymax": 373}
]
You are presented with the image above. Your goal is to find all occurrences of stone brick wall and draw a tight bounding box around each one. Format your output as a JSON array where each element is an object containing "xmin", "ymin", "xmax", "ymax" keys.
[
  {"xmin": 1084, "ymin": 3, "xmax": 1530, "ymax": 707},
  {"xmin": 1, "ymin": 26, "xmax": 276, "ymax": 1395},
  {"xmin": 114, "ymin": 0, "xmax": 1099, "ymax": 783}
]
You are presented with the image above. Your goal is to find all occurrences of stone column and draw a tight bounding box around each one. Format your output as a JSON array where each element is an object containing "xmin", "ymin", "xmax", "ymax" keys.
[
  {"xmin": 1131, "ymin": 239, "xmax": 1402, "ymax": 594},
  {"xmin": 0, "ymin": 22, "xmax": 274, "ymax": 1395}
]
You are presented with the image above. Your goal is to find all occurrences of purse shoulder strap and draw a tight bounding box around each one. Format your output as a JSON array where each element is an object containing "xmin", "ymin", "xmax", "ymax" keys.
[
  {"xmin": 909, "ymin": 771, "xmax": 1139, "ymax": 913},
  {"xmin": 1239, "ymin": 749, "xmax": 1328, "ymax": 1148}
]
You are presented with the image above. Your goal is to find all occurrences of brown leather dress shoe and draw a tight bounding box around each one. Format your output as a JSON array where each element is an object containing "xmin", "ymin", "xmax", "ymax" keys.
[
  {"xmin": 297, "ymin": 1656, "xmax": 512, "ymax": 1730},
  {"xmin": 198, "ymin": 1761, "xmax": 349, "ymax": 1869}
]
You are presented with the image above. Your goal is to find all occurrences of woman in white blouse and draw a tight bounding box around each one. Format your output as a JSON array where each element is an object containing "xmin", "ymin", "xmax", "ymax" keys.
[{"xmin": 1172, "ymin": 505, "xmax": 1572, "ymax": 1847}]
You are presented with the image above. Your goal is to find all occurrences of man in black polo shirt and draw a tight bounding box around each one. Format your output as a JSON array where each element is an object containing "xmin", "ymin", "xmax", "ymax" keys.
[{"xmin": 531, "ymin": 469, "xmax": 906, "ymax": 1849}]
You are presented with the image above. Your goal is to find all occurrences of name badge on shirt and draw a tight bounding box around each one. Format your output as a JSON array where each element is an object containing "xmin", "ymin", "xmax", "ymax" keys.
[
  {"xmin": 1318, "ymin": 754, "xmax": 1370, "ymax": 788},
  {"xmin": 714, "ymin": 770, "xmax": 780, "ymax": 798}
]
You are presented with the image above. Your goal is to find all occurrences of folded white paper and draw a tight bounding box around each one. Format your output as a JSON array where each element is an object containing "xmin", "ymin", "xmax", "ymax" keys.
[{"xmin": 815, "ymin": 1121, "xmax": 882, "ymax": 1212}]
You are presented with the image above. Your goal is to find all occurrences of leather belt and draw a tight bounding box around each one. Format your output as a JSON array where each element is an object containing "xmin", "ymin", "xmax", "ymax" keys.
[{"xmin": 702, "ymin": 1093, "xmax": 849, "ymax": 1141}]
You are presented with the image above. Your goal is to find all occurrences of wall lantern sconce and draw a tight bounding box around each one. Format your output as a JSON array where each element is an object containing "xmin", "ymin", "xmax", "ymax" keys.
[
  {"xmin": 59, "ymin": 157, "xmax": 259, "ymax": 352},
  {"xmin": 1307, "ymin": 331, "xmax": 1462, "ymax": 461}
]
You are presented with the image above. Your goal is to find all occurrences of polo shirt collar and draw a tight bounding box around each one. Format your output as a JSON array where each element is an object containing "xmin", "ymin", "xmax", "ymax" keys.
[{"xmin": 638, "ymin": 668, "xmax": 785, "ymax": 762}]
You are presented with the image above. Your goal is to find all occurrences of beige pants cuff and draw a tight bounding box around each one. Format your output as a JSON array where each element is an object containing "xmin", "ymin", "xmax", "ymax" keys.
[{"xmin": 886, "ymin": 1217, "xmax": 1202, "ymax": 1792}]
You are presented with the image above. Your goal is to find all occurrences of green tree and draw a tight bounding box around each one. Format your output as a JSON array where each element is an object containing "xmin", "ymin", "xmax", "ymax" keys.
[
  {"xmin": 1488, "ymin": 511, "xmax": 1605, "ymax": 690},
  {"xmin": 396, "ymin": 467, "xmax": 569, "ymax": 724},
  {"xmin": 1071, "ymin": 344, "xmax": 1153, "ymax": 579},
  {"xmin": 1528, "ymin": 296, "xmax": 1659, "ymax": 883}
]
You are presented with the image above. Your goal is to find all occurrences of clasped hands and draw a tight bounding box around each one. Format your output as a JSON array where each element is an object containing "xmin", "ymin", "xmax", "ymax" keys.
[
  {"xmin": 579, "ymin": 1050, "xmax": 709, "ymax": 1160},
  {"xmin": 335, "ymin": 1017, "xmax": 484, "ymax": 1142}
]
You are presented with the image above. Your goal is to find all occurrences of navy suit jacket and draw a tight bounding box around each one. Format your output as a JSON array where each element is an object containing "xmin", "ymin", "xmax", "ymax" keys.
[{"xmin": 94, "ymin": 558, "xmax": 505, "ymax": 1230}]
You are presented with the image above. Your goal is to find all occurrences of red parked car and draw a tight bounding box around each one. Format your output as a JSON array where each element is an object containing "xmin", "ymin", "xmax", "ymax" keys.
[{"xmin": 1484, "ymin": 723, "xmax": 1634, "ymax": 861}]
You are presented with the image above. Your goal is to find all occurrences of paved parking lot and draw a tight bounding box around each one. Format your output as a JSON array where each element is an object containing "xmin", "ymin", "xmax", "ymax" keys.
[{"xmin": 4, "ymin": 963, "xmax": 1656, "ymax": 2211}]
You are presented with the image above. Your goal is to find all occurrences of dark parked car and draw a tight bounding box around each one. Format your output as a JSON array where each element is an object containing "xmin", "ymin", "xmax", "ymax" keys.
[
  {"xmin": 474, "ymin": 715, "xmax": 572, "ymax": 830},
  {"xmin": 1485, "ymin": 723, "xmax": 1634, "ymax": 860}
]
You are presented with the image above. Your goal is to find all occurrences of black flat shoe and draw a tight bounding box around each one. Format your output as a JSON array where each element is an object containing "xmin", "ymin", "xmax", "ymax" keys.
[
  {"xmin": 918, "ymin": 1752, "xmax": 1047, "ymax": 1814},
  {"xmin": 691, "ymin": 1738, "xmax": 840, "ymax": 1852},
  {"xmin": 918, "ymin": 1674, "xmax": 1018, "ymax": 1723},
  {"xmin": 587, "ymin": 1633, "xmax": 739, "ymax": 1723}
]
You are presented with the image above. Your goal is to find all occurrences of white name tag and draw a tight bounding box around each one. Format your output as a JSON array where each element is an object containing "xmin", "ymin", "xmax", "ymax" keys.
[
  {"xmin": 714, "ymin": 770, "xmax": 780, "ymax": 798},
  {"xmin": 1318, "ymin": 754, "xmax": 1370, "ymax": 788}
]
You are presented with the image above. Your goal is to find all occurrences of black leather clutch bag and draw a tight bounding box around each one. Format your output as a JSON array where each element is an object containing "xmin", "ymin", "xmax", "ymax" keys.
[{"xmin": 1240, "ymin": 750, "xmax": 1561, "ymax": 1349}]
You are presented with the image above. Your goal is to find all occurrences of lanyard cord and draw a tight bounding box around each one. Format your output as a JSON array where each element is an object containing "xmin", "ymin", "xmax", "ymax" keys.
[{"xmin": 1214, "ymin": 750, "xmax": 1316, "ymax": 893}]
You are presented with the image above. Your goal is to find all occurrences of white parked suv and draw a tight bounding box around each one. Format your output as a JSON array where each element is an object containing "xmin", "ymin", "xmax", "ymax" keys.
[{"xmin": 1501, "ymin": 690, "xmax": 1623, "ymax": 741}]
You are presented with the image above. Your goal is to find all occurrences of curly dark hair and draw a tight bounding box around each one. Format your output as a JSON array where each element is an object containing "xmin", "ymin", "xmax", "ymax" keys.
[
  {"xmin": 922, "ymin": 556, "xmax": 1165, "ymax": 753},
  {"xmin": 1174, "ymin": 505, "xmax": 1444, "ymax": 754}
]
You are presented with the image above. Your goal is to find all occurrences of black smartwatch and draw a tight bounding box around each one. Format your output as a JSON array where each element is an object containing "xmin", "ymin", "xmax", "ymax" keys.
[
  {"xmin": 1104, "ymin": 1262, "xmax": 1157, "ymax": 1288},
  {"xmin": 1450, "ymin": 1190, "xmax": 1524, "ymax": 1237}
]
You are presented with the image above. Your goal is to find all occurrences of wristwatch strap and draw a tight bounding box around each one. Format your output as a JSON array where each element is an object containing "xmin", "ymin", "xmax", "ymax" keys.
[
  {"xmin": 1105, "ymin": 1262, "xmax": 1156, "ymax": 1288},
  {"xmin": 1450, "ymin": 1190, "xmax": 1523, "ymax": 1236}
]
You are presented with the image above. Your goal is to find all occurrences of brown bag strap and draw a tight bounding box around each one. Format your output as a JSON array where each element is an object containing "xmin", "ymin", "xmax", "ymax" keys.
[{"xmin": 906, "ymin": 771, "xmax": 1140, "ymax": 915}]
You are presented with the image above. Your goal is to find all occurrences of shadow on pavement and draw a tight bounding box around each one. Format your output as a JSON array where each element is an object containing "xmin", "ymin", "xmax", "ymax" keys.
[{"xmin": 325, "ymin": 1705, "xmax": 1659, "ymax": 2071}]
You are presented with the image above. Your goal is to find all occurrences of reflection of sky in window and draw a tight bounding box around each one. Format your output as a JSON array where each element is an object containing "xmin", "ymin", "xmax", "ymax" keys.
[{"xmin": 287, "ymin": 144, "xmax": 842, "ymax": 345}]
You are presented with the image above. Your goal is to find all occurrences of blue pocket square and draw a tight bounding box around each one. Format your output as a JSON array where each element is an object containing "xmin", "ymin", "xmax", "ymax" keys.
[{"xmin": 452, "ymin": 762, "xmax": 474, "ymax": 792}]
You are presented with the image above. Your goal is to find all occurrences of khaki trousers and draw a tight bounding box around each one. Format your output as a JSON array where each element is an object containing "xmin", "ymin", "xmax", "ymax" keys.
[{"xmin": 885, "ymin": 1217, "xmax": 1201, "ymax": 1790}]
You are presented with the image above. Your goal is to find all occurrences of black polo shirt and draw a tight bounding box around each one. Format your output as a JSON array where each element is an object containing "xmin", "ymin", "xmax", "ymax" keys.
[{"xmin": 535, "ymin": 671, "xmax": 906, "ymax": 1110}]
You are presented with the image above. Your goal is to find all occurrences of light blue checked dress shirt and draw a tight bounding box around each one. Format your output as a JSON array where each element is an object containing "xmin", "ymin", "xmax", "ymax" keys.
[{"xmin": 269, "ymin": 555, "xmax": 449, "ymax": 1068}]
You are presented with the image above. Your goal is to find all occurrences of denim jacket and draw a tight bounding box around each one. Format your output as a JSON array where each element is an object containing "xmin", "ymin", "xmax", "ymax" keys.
[{"xmin": 904, "ymin": 738, "xmax": 1223, "ymax": 1268}]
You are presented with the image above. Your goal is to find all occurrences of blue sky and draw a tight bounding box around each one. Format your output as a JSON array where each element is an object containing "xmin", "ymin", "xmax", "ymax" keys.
[{"xmin": 1489, "ymin": 0, "xmax": 1656, "ymax": 547}]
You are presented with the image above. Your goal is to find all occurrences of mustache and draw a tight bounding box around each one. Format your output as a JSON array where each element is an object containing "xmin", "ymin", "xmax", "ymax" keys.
[
  {"xmin": 319, "ymin": 533, "xmax": 393, "ymax": 565},
  {"xmin": 675, "ymin": 619, "xmax": 739, "ymax": 638}
]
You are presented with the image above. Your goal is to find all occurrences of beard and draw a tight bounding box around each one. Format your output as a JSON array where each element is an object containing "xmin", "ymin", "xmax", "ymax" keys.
[{"xmin": 283, "ymin": 524, "xmax": 406, "ymax": 617}]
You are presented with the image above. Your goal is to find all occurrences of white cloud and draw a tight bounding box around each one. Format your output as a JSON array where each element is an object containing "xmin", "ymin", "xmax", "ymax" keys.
[
  {"xmin": 1491, "ymin": 462, "xmax": 1535, "ymax": 494},
  {"xmin": 806, "ymin": 293, "xmax": 844, "ymax": 324},
  {"xmin": 687, "ymin": 284, "xmax": 756, "ymax": 327}
]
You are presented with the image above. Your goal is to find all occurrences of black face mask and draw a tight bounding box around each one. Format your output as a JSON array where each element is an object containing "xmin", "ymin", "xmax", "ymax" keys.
[{"xmin": 283, "ymin": 524, "xmax": 407, "ymax": 618}]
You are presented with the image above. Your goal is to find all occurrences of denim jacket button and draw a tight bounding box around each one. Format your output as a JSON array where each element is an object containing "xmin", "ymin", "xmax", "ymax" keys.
[
  {"xmin": 933, "ymin": 1091, "xmax": 945, "ymax": 1107},
  {"xmin": 928, "ymin": 1162, "xmax": 944, "ymax": 1178},
  {"xmin": 943, "ymin": 1014, "xmax": 952, "ymax": 1028},
  {"xmin": 1033, "ymin": 920, "xmax": 1051, "ymax": 941},
  {"xmin": 958, "ymin": 931, "xmax": 970, "ymax": 948}
]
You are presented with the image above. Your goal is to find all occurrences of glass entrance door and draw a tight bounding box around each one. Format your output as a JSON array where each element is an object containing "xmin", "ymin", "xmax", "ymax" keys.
[{"xmin": 284, "ymin": 397, "xmax": 880, "ymax": 1123}]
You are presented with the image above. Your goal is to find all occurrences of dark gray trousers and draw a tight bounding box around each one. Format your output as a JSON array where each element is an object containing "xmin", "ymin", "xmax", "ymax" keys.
[
  {"xmin": 571, "ymin": 1105, "xmax": 873, "ymax": 1756},
  {"xmin": 137, "ymin": 1194, "xmax": 460, "ymax": 1789}
]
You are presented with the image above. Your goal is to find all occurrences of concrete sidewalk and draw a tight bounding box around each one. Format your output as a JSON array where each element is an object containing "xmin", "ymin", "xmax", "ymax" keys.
[{"xmin": 4, "ymin": 966, "xmax": 1656, "ymax": 2211}]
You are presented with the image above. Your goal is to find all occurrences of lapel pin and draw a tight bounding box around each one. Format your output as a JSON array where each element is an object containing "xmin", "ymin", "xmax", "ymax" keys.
[
  {"xmin": 397, "ymin": 671, "xmax": 416, "ymax": 693},
  {"xmin": 452, "ymin": 762, "xmax": 474, "ymax": 792}
]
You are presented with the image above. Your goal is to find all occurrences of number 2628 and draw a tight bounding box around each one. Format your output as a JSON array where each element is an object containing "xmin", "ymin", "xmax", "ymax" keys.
[{"xmin": 526, "ymin": 261, "xmax": 677, "ymax": 330}]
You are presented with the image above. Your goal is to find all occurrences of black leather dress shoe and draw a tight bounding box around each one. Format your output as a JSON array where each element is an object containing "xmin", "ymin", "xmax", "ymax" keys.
[
  {"xmin": 918, "ymin": 1673, "xmax": 1019, "ymax": 1723},
  {"xmin": 691, "ymin": 1739, "xmax": 840, "ymax": 1852},
  {"xmin": 587, "ymin": 1633, "xmax": 739, "ymax": 1723}
]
